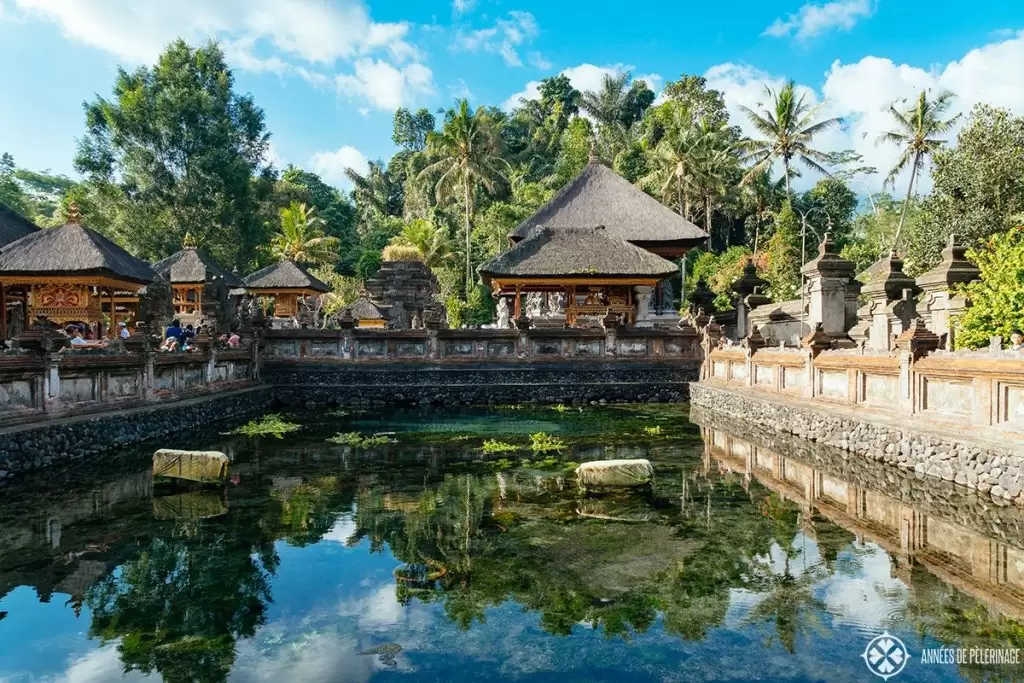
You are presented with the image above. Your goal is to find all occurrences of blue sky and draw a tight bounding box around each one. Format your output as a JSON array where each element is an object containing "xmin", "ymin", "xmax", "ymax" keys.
[{"xmin": 1, "ymin": 0, "xmax": 1022, "ymax": 193}]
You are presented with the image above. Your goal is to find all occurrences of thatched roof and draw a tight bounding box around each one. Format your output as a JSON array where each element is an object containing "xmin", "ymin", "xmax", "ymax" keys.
[
  {"xmin": 0, "ymin": 203, "xmax": 41, "ymax": 249},
  {"xmin": 243, "ymin": 260, "xmax": 329, "ymax": 292},
  {"xmin": 509, "ymin": 161, "xmax": 708, "ymax": 245},
  {"xmin": 345, "ymin": 296, "xmax": 384, "ymax": 320},
  {"xmin": 152, "ymin": 247, "xmax": 244, "ymax": 287},
  {"xmin": 0, "ymin": 221, "xmax": 156, "ymax": 285},
  {"xmin": 480, "ymin": 226, "xmax": 678, "ymax": 279}
]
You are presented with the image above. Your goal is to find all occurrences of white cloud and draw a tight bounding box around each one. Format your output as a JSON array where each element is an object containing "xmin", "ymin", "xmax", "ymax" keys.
[
  {"xmin": 501, "ymin": 62, "xmax": 650, "ymax": 111},
  {"xmin": 764, "ymin": 0, "xmax": 875, "ymax": 41},
  {"xmin": 453, "ymin": 0, "xmax": 475, "ymax": 14},
  {"xmin": 309, "ymin": 145, "xmax": 369, "ymax": 189},
  {"xmin": 55, "ymin": 645, "xmax": 151, "ymax": 683},
  {"xmin": 529, "ymin": 51, "xmax": 552, "ymax": 70},
  {"xmin": 703, "ymin": 30, "xmax": 1024, "ymax": 193},
  {"xmin": 455, "ymin": 10, "xmax": 538, "ymax": 67},
  {"xmin": 335, "ymin": 59, "xmax": 434, "ymax": 111}
]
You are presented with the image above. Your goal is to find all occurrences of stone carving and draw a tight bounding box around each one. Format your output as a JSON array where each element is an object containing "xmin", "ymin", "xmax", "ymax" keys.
[
  {"xmin": 548, "ymin": 291, "xmax": 566, "ymax": 316},
  {"xmin": 496, "ymin": 297, "xmax": 510, "ymax": 329},
  {"xmin": 633, "ymin": 285, "xmax": 654, "ymax": 322},
  {"xmin": 525, "ymin": 292, "xmax": 544, "ymax": 319}
]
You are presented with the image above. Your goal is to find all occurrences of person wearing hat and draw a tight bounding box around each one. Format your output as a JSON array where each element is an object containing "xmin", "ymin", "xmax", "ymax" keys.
[{"xmin": 118, "ymin": 321, "xmax": 131, "ymax": 339}]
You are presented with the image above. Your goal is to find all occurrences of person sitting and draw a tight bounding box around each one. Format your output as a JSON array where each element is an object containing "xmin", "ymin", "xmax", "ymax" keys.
[
  {"xmin": 67, "ymin": 326, "xmax": 107, "ymax": 349},
  {"xmin": 165, "ymin": 319, "xmax": 183, "ymax": 344},
  {"xmin": 159, "ymin": 337, "xmax": 178, "ymax": 352},
  {"xmin": 1011, "ymin": 329, "xmax": 1024, "ymax": 351},
  {"xmin": 183, "ymin": 324, "xmax": 196, "ymax": 342}
]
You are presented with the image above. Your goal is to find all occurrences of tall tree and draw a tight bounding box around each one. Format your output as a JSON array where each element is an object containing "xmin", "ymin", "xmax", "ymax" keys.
[
  {"xmin": 580, "ymin": 72, "xmax": 654, "ymax": 157},
  {"xmin": 879, "ymin": 89, "xmax": 961, "ymax": 252},
  {"xmin": 392, "ymin": 107, "xmax": 436, "ymax": 152},
  {"xmin": 75, "ymin": 40, "xmax": 271, "ymax": 266},
  {"xmin": 741, "ymin": 170, "xmax": 786, "ymax": 253},
  {"xmin": 345, "ymin": 160, "xmax": 401, "ymax": 226},
  {"xmin": 0, "ymin": 153, "xmax": 32, "ymax": 218},
  {"xmin": 390, "ymin": 219, "xmax": 460, "ymax": 269},
  {"xmin": 418, "ymin": 99, "xmax": 508, "ymax": 294},
  {"xmin": 279, "ymin": 166, "xmax": 358, "ymax": 272},
  {"xmin": 739, "ymin": 80, "xmax": 840, "ymax": 198},
  {"xmin": 640, "ymin": 103, "xmax": 702, "ymax": 219},
  {"xmin": 662, "ymin": 75, "xmax": 730, "ymax": 128},
  {"xmin": 268, "ymin": 202, "xmax": 340, "ymax": 266}
]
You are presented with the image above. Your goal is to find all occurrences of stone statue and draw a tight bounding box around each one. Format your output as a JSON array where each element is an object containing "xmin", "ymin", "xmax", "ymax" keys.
[
  {"xmin": 411, "ymin": 311, "xmax": 422, "ymax": 329},
  {"xmin": 548, "ymin": 291, "xmax": 566, "ymax": 316},
  {"xmin": 660, "ymin": 279, "xmax": 674, "ymax": 312},
  {"xmin": 525, "ymin": 292, "xmax": 544, "ymax": 319},
  {"xmin": 496, "ymin": 297, "xmax": 510, "ymax": 329}
]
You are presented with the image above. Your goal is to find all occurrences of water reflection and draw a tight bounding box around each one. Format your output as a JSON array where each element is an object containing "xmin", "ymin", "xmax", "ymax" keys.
[{"xmin": 0, "ymin": 406, "xmax": 1022, "ymax": 682}]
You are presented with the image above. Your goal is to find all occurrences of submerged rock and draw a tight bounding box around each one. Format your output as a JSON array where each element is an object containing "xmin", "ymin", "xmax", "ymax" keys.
[{"xmin": 575, "ymin": 459, "xmax": 654, "ymax": 490}]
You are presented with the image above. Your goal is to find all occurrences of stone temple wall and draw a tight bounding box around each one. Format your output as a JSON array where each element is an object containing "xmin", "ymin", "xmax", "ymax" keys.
[
  {"xmin": 268, "ymin": 361, "xmax": 697, "ymax": 408},
  {"xmin": 690, "ymin": 382, "xmax": 1024, "ymax": 507}
]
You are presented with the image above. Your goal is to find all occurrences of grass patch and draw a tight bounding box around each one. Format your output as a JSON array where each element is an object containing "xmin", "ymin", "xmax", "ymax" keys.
[
  {"xmin": 482, "ymin": 439, "xmax": 519, "ymax": 454},
  {"xmin": 530, "ymin": 432, "xmax": 566, "ymax": 453},
  {"xmin": 327, "ymin": 432, "xmax": 391, "ymax": 447},
  {"xmin": 230, "ymin": 414, "xmax": 301, "ymax": 439}
]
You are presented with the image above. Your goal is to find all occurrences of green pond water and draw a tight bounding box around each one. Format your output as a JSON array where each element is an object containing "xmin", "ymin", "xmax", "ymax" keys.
[{"xmin": 1, "ymin": 405, "xmax": 1023, "ymax": 682}]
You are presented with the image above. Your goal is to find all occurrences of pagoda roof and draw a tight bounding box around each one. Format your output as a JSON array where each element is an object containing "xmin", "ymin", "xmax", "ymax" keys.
[
  {"xmin": 243, "ymin": 260, "xmax": 329, "ymax": 292},
  {"xmin": 480, "ymin": 226, "xmax": 678, "ymax": 280},
  {"xmin": 345, "ymin": 296, "xmax": 385, "ymax": 320},
  {"xmin": 0, "ymin": 203, "xmax": 41, "ymax": 249},
  {"xmin": 0, "ymin": 220, "xmax": 155, "ymax": 286},
  {"xmin": 152, "ymin": 247, "xmax": 244, "ymax": 288},
  {"xmin": 509, "ymin": 160, "xmax": 707, "ymax": 246}
]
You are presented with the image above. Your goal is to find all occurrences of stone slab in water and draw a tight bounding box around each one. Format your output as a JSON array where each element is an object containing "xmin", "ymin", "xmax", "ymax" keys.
[
  {"xmin": 153, "ymin": 449, "xmax": 229, "ymax": 484},
  {"xmin": 576, "ymin": 458, "xmax": 654, "ymax": 489}
]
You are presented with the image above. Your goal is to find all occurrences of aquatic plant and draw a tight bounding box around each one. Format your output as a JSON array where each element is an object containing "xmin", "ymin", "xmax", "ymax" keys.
[
  {"xmin": 325, "ymin": 408, "xmax": 349, "ymax": 417},
  {"xmin": 482, "ymin": 439, "xmax": 519, "ymax": 454},
  {"xmin": 551, "ymin": 404, "xmax": 570, "ymax": 413},
  {"xmin": 230, "ymin": 414, "xmax": 301, "ymax": 439},
  {"xmin": 529, "ymin": 432, "xmax": 566, "ymax": 453},
  {"xmin": 642, "ymin": 425, "xmax": 664, "ymax": 436},
  {"xmin": 327, "ymin": 432, "xmax": 391, "ymax": 447}
]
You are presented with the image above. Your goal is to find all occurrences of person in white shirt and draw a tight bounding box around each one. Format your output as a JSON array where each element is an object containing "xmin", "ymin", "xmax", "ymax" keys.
[{"xmin": 118, "ymin": 321, "xmax": 130, "ymax": 339}]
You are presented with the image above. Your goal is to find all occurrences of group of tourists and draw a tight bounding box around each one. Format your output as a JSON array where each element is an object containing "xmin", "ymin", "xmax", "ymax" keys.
[{"xmin": 159, "ymin": 319, "xmax": 240, "ymax": 352}]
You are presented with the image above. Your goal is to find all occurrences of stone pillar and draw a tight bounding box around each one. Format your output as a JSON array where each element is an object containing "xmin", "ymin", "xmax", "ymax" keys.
[
  {"xmin": 916, "ymin": 234, "xmax": 981, "ymax": 350},
  {"xmin": 800, "ymin": 233, "xmax": 855, "ymax": 342},
  {"xmin": 853, "ymin": 252, "xmax": 920, "ymax": 351},
  {"xmin": 730, "ymin": 262, "xmax": 769, "ymax": 339},
  {"xmin": 633, "ymin": 285, "xmax": 654, "ymax": 325},
  {"xmin": 44, "ymin": 352, "xmax": 61, "ymax": 412}
]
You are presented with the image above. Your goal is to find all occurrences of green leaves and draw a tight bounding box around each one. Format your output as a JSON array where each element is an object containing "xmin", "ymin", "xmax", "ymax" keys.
[{"xmin": 955, "ymin": 227, "xmax": 1024, "ymax": 349}]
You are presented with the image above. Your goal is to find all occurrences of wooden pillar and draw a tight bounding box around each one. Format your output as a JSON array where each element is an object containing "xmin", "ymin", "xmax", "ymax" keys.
[
  {"xmin": 514, "ymin": 285, "xmax": 521, "ymax": 318},
  {"xmin": 109, "ymin": 288, "xmax": 116, "ymax": 338},
  {"xmin": 22, "ymin": 287, "xmax": 30, "ymax": 328},
  {"xmin": 0, "ymin": 282, "xmax": 6, "ymax": 342}
]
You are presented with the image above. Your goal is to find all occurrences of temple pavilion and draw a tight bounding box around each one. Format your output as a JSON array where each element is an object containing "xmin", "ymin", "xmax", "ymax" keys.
[
  {"xmin": 0, "ymin": 206, "xmax": 156, "ymax": 339},
  {"xmin": 242, "ymin": 259, "xmax": 329, "ymax": 322},
  {"xmin": 481, "ymin": 159, "xmax": 708, "ymax": 326},
  {"xmin": 152, "ymin": 234, "xmax": 245, "ymax": 330},
  {"xmin": 0, "ymin": 204, "xmax": 42, "ymax": 340}
]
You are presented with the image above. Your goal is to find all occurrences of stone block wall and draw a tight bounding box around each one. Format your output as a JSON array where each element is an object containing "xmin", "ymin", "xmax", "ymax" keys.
[{"xmin": 690, "ymin": 382, "xmax": 1024, "ymax": 506}]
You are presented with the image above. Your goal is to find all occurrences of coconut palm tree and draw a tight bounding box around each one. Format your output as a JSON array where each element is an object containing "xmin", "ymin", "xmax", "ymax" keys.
[
  {"xmin": 344, "ymin": 160, "xmax": 394, "ymax": 228},
  {"xmin": 390, "ymin": 219, "xmax": 461, "ymax": 269},
  {"xmin": 692, "ymin": 119, "xmax": 741, "ymax": 241},
  {"xmin": 268, "ymin": 202, "xmax": 339, "ymax": 265},
  {"xmin": 742, "ymin": 171, "xmax": 787, "ymax": 253},
  {"xmin": 878, "ymin": 89, "xmax": 961, "ymax": 252},
  {"xmin": 640, "ymin": 104, "xmax": 703, "ymax": 219},
  {"xmin": 418, "ymin": 99, "xmax": 508, "ymax": 295},
  {"xmin": 739, "ymin": 80, "xmax": 841, "ymax": 198}
]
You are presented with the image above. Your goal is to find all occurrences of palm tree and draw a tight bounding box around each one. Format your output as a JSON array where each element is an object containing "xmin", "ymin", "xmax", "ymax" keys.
[
  {"xmin": 418, "ymin": 99, "xmax": 508, "ymax": 294},
  {"xmin": 878, "ymin": 89, "xmax": 961, "ymax": 252},
  {"xmin": 742, "ymin": 171, "xmax": 786, "ymax": 253},
  {"xmin": 344, "ymin": 160, "xmax": 393, "ymax": 228},
  {"xmin": 640, "ymin": 104, "xmax": 703, "ymax": 219},
  {"xmin": 390, "ymin": 219, "xmax": 461, "ymax": 269},
  {"xmin": 268, "ymin": 202, "xmax": 339, "ymax": 265},
  {"xmin": 739, "ymin": 80, "xmax": 841, "ymax": 198},
  {"xmin": 580, "ymin": 72, "xmax": 631, "ymax": 132},
  {"xmin": 692, "ymin": 119, "xmax": 740, "ymax": 241}
]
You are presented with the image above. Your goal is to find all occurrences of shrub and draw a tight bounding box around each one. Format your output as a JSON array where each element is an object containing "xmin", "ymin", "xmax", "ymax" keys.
[
  {"xmin": 642, "ymin": 425, "xmax": 663, "ymax": 436},
  {"xmin": 382, "ymin": 244, "xmax": 424, "ymax": 262},
  {"xmin": 956, "ymin": 226, "xmax": 1024, "ymax": 348},
  {"xmin": 482, "ymin": 439, "xmax": 519, "ymax": 454},
  {"xmin": 327, "ymin": 432, "xmax": 391, "ymax": 447}
]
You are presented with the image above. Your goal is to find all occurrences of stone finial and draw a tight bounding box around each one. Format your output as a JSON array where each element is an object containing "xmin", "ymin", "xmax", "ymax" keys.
[
  {"xmin": 894, "ymin": 318, "xmax": 940, "ymax": 358},
  {"xmin": 731, "ymin": 260, "xmax": 769, "ymax": 298},
  {"xmin": 688, "ymin": 279, "xmax": 717, "ymax": 315},
  {"xmin": 800, "ymin": 322, "xmax": 832, "ymax": 356},
  {"xmin": 745, "ymin": 325, "xmax": 766, "ymax": 351},
  {"xmin": 801, "ymin": 232, "xmax": 854, "ymax": 279},
  {"xmin": 337, "ymin": 308, "xmax": 355, "ymax": 330},
  {"xmin": 183, "ymin": 231, "xmax": 199, "ymax": 249},
  {"xmin": 860, "ymin": 252, "xmax": 920, "ymax": 302},
  {"xmin": 744, "ymin": 285, "xmax": 772, "ymax": 311},
  {"xmin": 915, "ymin": 233, "xmax": 981, "ymax": 293}
]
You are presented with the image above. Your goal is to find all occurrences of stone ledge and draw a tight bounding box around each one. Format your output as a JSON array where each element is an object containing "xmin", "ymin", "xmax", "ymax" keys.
[{"xmin": 690, "ymin": 382, "xmax": 1024, "ymax": 507}]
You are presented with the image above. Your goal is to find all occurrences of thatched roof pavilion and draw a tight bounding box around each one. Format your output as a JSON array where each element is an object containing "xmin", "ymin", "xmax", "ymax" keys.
[
  {"xmin": 0, "ymin": 203, "xmax": 40, "ymax": 249},
  {"xmin": 152, "ymin": 235, "xmax": 245, "ymax": 322},
  {"xmin": 509, "ymin": 160, "xmax": 707, "ymax": 259},
  {"xmin": 480, "ymin": 226, "xmax": 677, "ymax": 325},
  {"xmin": 0, "ymin": 207, "xmax": 155, "ymax": 337},
  {"xmin": 243, "ymin": 260, "xmax": 329, "ymax": 318},
  {"xmin": 343, "ymin": 296, "xmax": 386, "ymax": 328}
]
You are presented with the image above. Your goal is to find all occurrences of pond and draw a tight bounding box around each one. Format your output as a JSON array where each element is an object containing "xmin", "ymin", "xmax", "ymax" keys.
[{"xmin": 1, "ymin": 405, "xmax": 1023, "ymax": 682}]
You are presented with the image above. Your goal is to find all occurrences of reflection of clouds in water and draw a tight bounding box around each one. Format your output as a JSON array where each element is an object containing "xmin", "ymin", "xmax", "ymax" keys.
[
  {"xmin": 337, "ymin": 583, "xmax": 412, "ymax": 631},
  {"xmin": 321, "ymin": 515, "xmax": 357, "ymax": 546},
  {"xmin": 53, "ymin": 644, "xmax": 150, "ymax": 683},
  {"xmin": 229, "ymin": 633, "xmax": 374, "ymax": 683},
  {"xmin": 822, "ymin": 542, "xmax": 907, "ymax": 633}
]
